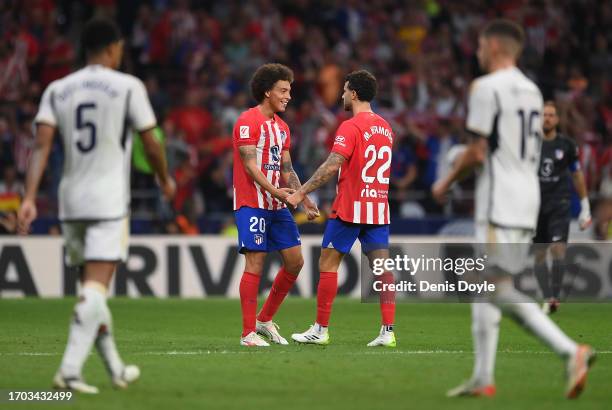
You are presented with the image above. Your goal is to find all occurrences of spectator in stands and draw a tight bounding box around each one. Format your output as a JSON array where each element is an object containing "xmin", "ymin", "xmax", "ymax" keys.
[
  {"xmin": 199, "ymin": 154, "xmax": 232, "ymax": 215},
  {"xmin": 0, "ymin": 37, "xmax": 29, "ymax": 104},
  {"xmin": 0, "ymin": 211, "xmax": 17, "ymax": 234},
  {"xmin": 0, "ymin": 115, "xmax": 15, "ymax": 166},
  {"xmin": 0, "ymin": 164, "xmax": 24, "ymax": 197},
  {"xmin": 40, "ymin": 24, "xmax": 74, "ymax": 88},
  {"xmin": 390, "ymin": 134, "xmax": 418, "ymax": 216},
  {"xmin": 0, "ymin": 0, "xmax": 608, "ymax": 235},
  {"xmin": 420, "ymin": 119, "xmax": 458, "ymax": 192},
  {"xmin": 167, "ymin": 88, "xmax": 213, "ymax": 148}
]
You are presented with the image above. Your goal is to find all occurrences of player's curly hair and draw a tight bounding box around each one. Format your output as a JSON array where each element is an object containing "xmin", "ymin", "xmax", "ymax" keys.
[
  {"xmin": 345, "ymin": 70, "xmax": 377, "ymax": 102},
  {"xmin": 250, "ymin": 64, "xmax": 294, "ymax": 103}
]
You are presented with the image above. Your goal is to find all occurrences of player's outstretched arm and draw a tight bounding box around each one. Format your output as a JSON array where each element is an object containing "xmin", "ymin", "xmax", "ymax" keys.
[
  {"xmin": 280, "ymin": 151, "xmax": 319, "ymax": 219},
  {"xmin": 572, "ymin": 169, "xmax": 592, "ymax": 230},
  {"xmin": 280, "ymin": 151, "xmax": 302, "ymax": 191},
  {"xmin": 239, "ymin": 145, "xmax": 295, "ymax": 203},
  {"xmin": 141, "ymin": 127, "xmax": 176, "ymax": 200},
  {"xmin": 18, "ymin": 123, "xmax": 55, "ymax": 234},
  {"xmin": 286, "ymin": 152, "xmax": 345, "ymax": 208},
  {"xmin": 432, "ymin": 135, "xmax": 487, "ymax": 203}
]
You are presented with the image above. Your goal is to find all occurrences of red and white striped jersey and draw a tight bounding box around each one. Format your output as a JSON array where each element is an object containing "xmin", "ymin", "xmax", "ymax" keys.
[
  {"xmin": 330, "ymin": 112, "xmax": 393, "ymax": 225},
  {"xmin": 233, "ymin": 107, "xmax": 291, "ymax": 210}
]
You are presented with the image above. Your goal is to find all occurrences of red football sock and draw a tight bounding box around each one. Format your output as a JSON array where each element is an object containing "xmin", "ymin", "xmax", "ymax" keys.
[
  {"xmin": 379, "ymin": 271, "xmax": 396, "ymax": 326},
  {"xmin": 257, "ymin": 267, "xmax": 298, "ymax": 322},
  {"xmin": 316, "ymin": 271, "xmax": 338, "ymax": 327},
  {"xmin": 239, "ymin": 271, "xmax": 260, "ymax": 337}
]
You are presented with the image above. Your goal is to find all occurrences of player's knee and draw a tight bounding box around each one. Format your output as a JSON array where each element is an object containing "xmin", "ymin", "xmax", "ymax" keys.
[
  {"xmin": 319, "ymin": 249, "xmax": 343, "ymax": 272},
  {"xmin": 245, "ymin": 262, "xmax": 264, "ymax": 275},
  {"xmin": 244, "ymin": 253, "xmax": 266, "ymax": 274},
  {"xmin": 533, "ymin": 247, "xmax": 547, "ymax": 264},
  {"xmin": 549, "ymin": 243, "xmax": 566, "ymax": 259},
  {"xmin": 318, "ymin": 258, "xmax": 333, "ymax": 272},
  {"xmin": 471, "ymin": 304, "xmax": 501, "ymax": 332},
  {"xmin": 284, "ymin": 255, "xmax": 304, "ymax": 275}
]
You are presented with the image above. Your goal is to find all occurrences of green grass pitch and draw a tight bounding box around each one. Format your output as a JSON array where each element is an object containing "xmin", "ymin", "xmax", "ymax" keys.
[{"xmin": 0, "ymin": 298, "xmax": 610, "ymax": 409}]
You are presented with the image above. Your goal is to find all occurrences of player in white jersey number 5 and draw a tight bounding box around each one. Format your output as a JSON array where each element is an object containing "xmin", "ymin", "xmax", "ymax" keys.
[
  {"xmin": 18, "ymin": 19, "xmax": 175, "ymax": 393},
  {"xmin": 432, "ymin": 19, "xmax": 594, "ymax": 399}
]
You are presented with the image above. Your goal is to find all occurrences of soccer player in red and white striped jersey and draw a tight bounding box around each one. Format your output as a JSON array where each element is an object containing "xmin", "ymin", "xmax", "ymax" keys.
[
  {"xmin": 287, "ymin": 70, "xmax": 397, "ymax": 347},
  {"xmin": 233, "ymin": 63, "xmax": 319, "ymax": 347},
  {"xmin": 233, "ymin": 101, "xmax": 291, "ymax": 210}
]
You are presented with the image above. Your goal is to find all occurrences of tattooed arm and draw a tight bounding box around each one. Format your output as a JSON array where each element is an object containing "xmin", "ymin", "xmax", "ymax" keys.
[
  {"xmin": 281, "ymin": 151, "xmax": 320, "ymax": 218},
  {"xmin": 239, "ymin": 145, "xmax": 294, "ymax": 202},
  {"xmin": 286, "ymin": 152, "xmax": 346, "ymax": 208},
  {"xmin": 280, "ymin": 151, "xmax": 302, "ymax": 191},
  {"xmin": 300, "ymin": 152, "xmax": 346, "ymax": 194}
]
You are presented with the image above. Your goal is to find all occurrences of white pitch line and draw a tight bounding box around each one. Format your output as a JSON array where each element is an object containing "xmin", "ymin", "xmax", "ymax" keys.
[{"xmin": 2, "ymin": 350, "xmax": 612, "ymax": 357}]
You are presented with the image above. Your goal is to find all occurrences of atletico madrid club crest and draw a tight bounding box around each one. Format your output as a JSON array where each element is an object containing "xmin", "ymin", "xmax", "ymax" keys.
[
  {"xmin": 555, "ymin": 149, "xmax": 564, "ymax": 160},
  {"xmin": 254, "ymin": 234, "xmax": 264, "ymax": 245}
]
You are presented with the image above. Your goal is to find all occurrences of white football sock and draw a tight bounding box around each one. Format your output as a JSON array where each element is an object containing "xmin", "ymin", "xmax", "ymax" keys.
[
  {"xmin": 494, "ymin": 282, "xmax": 577, "ymax": 357},
  {"xmin": 470, "ymin": 302, "xmax": 501, "ymax": 386},
  {"xmin": 314, "ymin": 323, "xmax": 328, "ymax": 334},
  {"xmin": 95, "ymin": 301, "xmax": 125, "ymax": 378},
  {"xmin": 59, "ymin": 282, "xmax": 106, "ymax": 378}
]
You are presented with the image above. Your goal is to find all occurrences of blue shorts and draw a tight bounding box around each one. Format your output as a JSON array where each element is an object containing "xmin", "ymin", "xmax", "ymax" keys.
[
  {"xmin": 235, "ymin": 207, "xmax": 301, "ymax": 254},
  {"xmin": 321, "ymin": 218, "xmax": 389, "ymax": 254}
]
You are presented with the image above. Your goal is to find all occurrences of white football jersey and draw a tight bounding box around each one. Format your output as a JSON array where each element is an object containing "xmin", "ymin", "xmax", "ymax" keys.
[
  {"xmin": 467, "ymin": 67, "xmax": 543, "ymax": 229},
  {"xmin": 34, "ymin": 65, "xmax": 156, "ymax": 220}
]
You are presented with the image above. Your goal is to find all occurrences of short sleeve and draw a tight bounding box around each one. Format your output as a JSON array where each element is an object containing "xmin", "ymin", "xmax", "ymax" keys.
[
  {"xmin": 233, "ymin": 115, "xmax": 258, "ymax": 146},
  {"xmin": 128, "ymin": 78, "xmax": 157, "ymax": 131},
  {"xmin": 281, "ymin": 126, "xmax": 291, "ymax": 151},
  {"xmin": 34, "ymin": 83, "xmax": 58, "ymax": 127},
  {"xmin": 466, "ymin": 80, "xmax": 497, "ymax": 137},
  {"xmin": 331, "ymin": 121, "xmax": 358, "ymax": 159}
]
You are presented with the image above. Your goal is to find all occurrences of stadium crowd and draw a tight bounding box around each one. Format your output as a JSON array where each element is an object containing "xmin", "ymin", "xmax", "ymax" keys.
[{"xmin": 0, "ymin": 0, "xmax": 610, "ymax": 237}]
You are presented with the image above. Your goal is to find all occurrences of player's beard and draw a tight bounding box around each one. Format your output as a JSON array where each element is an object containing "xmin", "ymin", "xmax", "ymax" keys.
[{"xmin": 343, "ymin": 96, "xmax": 351, "ymax": 111}]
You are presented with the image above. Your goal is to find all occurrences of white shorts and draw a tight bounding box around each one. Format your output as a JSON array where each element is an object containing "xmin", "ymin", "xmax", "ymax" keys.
[
  {"xmin": 62, "ymin": 218, "xmax": 129, "ymax": 267},
  {"xmin": 475, "ymin": 222, "xmax": 533, "ymax": 275}
]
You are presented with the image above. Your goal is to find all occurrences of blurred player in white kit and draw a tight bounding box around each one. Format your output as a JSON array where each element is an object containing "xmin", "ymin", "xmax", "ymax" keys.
[
  {"xmin": 18, "ymin": 18, "xmax": 175, "ymax": 393},
  {"xmin": 433, "ymin": 19, "xmax": 594, "ymax": 399}
]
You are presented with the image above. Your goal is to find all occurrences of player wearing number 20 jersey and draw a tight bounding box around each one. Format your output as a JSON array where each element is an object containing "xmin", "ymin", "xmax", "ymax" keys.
[
  {"xmin": 232, "ymin": 64, "xmax": 321, "ymax": 347},
  {"xmin": 233, "ymin": 106, "xmax": 291, "ymax": 211}
]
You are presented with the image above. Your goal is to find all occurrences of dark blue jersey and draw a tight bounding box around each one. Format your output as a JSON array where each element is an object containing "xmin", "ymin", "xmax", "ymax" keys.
[{"xmin": 538, "ymin": 134, "xmax": 579, "ymax": 201}]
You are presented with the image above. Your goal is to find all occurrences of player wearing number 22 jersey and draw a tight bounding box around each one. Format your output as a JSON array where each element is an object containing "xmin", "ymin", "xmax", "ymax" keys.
[
  {"xmin": 287, "ymin": 70, "xmax": 397, "ymax": 347},
  {"xmin": 328, "ymin": 112, "xmax": 392, "ymax": 226}
]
